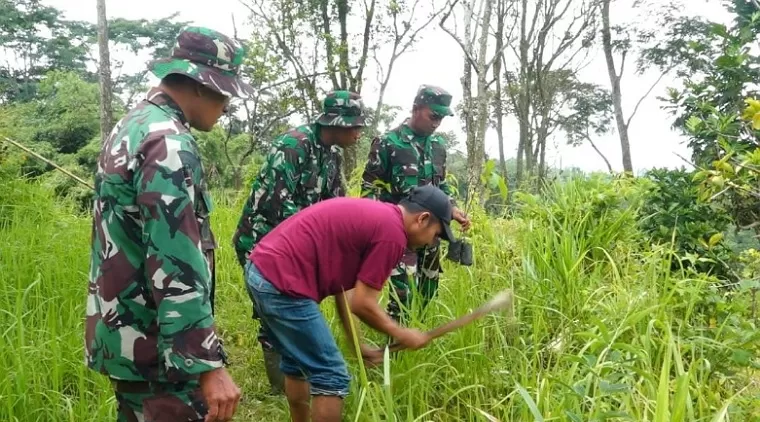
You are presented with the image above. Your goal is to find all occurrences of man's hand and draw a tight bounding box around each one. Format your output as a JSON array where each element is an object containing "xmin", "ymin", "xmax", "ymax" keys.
[
  {"xmin": 360, "ymin": 344, "xmax": 384, "ymax": 367},
  {"xmin": 199, "ymin": 367, "xmax": 241, "ymax": 422},
  {"xmin": 394, "ymin": 328, "xmax": 429, "ymax": 350},
  {"xmin": 452, "ymin": 207, "xmax": 471, "ymax": 231},
  {"xmin": 350, "ymin": 281, "xmax": 430, "ymax": 352}
]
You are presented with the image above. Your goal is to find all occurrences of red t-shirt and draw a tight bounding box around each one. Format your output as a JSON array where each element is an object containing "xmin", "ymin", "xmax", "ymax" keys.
[{"xmin": 250, "ymin": 197, "xmax": 408, "ymax": 302}]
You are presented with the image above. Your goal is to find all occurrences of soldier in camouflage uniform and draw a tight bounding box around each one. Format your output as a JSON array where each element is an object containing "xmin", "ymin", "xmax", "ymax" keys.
[
  {"xmin": 85, "ymin": 26, "xmax": 252, "ymax": 422},
  {"xmin": 232, "ymin": 90, "xmax": 366, "ymax": 395},
  {"xmin": 360, "ymin": 85, "xmax": 471, "ymax": 324}
]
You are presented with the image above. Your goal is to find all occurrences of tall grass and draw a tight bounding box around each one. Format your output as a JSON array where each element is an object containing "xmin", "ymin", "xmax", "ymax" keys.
[
  {"xmin": 0, "ymin": 178, "xmax": 113, "ymax": 421},
  {"xmin": 0, "ymin": 174, "xmax": 757, "ymax": 421}
]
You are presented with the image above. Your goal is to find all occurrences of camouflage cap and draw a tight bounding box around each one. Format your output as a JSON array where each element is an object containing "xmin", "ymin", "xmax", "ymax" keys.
[
  {"xmin": 315, "ymin": 91, "xmax": 367, "ymax": 128},
  {"xmin": 413, "ymin": 84, "xmax": 454, "ymax": 117},
  {"xmin": 148, "ymin": 26, "xmax": 255, "ymax": 99}
]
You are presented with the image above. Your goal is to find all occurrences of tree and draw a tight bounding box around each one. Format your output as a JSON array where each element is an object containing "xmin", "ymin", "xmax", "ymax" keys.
[
  {"xmin": 662, "ymin": 1, "xmax": 760, "ymax": 235},
  {"xmin": 239, "ymin": 0, "xmax": 379, "ymax": 175},
  {"xmin": 105, "ymin": 14, "xmax": 190, "ymax": 109},
  {"xmin": 491, "ymin": 0, "xmax": 512, "ymax": 182},
  {"xmin": 500, "ymin": 0, "xmax": 599, "ymax": 188},
  {"xmin": 239, "ymin": 0, "xmax": 448, "ymax": 178},
  {"xmin": 441, "ymin": 0, "xmax": 505, "ymax": 200},
  {"xmin": 600, "ymin": 0, "xmax": 680, "ymax": 174},
  {"xmin": 555, "ymin": 79, "xmax": 615, "ymax": 173},
  {"xmin": 370, "ymin": 0, "xmax": 447, "ymax": 136},
  {"xmin": 96, "ymin": 0, "xmax": 114, "ymax": 141},
  {"xmin": 0, "ymin": 0, "xmax": 95, "ymax": 102}
]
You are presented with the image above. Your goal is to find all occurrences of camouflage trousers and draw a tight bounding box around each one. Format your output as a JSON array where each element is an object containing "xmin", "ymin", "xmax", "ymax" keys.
[
  {"xmin": 112, "ymin": 379, "xmax": 207, "ymax": 422},
  {"xmin": 387, "ymin": 243, "xmax": 441, "ymax": 323}
]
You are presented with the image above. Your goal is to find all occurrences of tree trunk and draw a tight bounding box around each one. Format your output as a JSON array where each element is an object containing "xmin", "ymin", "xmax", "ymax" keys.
[
  {"xmin": 459, "ymin": 1, "xmax": 475, "ymax": 199},
  {"xmin": 466, "ymin": 0, "xmax": 494, "ymax": 203},
  {"xmin": 538, "ymin": 137, "xmax": 546, "ymax": 185},
  {"xmin": 601, "ymin": 0, "xmax": 633, "ymax": 174},
  {"xmin": 494, "ymin": 0, "xmax": 508, "ymax": 181},
  {"xmin": 515, "ymin": 0, "xmax": 530, "ymax": 186},
  {"xmin": 97, "ymin": 0, "xmax": 114, "ymax": 142}
]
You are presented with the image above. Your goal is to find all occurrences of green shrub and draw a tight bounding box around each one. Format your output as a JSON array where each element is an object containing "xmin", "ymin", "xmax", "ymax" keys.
[{"xmin": 638, "ymin": 167, "xmax": 735, "ymax": 280}]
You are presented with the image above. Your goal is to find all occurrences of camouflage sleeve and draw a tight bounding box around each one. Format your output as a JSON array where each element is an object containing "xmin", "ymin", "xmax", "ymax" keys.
[
  {"xmin": 360, "ymin": 136, "xmax": 391, "ymax": 200},
  {"xmin": 134, "ymin": 134, "xmax": 223, "ymax": 381},
  {"xmin": 247, "ymin": 135, "xmax": 304, "ymax": 229},
  {"xmin": 326, "ymin": 147, "xmax": 346, "ymax": 199}
]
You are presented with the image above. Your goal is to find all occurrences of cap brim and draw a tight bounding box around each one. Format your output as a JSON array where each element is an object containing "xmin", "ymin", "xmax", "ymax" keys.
[
  {"xmin": 149, "ymin": 58, "xmax": 256, "ymax": 99},
  {"xmin": 430, "ymin": 104, "xmax": 454, "ymax": 117},
  {"xmin": 316, "ymin": 113, "xmax": 367, "ymax": 127}
]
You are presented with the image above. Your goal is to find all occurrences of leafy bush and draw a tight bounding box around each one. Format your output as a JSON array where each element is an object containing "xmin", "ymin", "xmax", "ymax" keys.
[{"xmin": 638, "ymin": 167, "xmax": 735, "ymax": 280}]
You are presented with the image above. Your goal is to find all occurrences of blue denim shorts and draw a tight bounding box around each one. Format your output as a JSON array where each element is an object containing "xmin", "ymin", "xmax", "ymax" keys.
[{"xmin": 244, "ymin": 261, "xmax": 351, "ymax": 398}]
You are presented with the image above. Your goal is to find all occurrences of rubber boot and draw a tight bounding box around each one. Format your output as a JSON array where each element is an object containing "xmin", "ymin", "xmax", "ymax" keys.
[{"xmin": 262, "ymin": 344, "xmax": 285, "ymax": 395}]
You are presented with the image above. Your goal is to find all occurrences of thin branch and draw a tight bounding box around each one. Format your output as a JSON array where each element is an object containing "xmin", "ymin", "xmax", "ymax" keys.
[
  {"xmin": 625, "ymin": 64, "xmax": 674, "ymax": 128},
  {"xmin": 258, "ymin": 68, "xmax": 352, "ymax": 92},
  {"xmin": 1, "ymin": 136, "xmax": 93, "ymax": 190},
  {"xmin": 321, "ymin": 0, "xmax": 341, "ymax": 89},
  {"xmin": 584, "ymin": 132, "xmax": 613, "ymax": 173},
  {"xmin": 440, "ymin": 0, "xmax": 480, "ymax": 75},
  {"xmin": 353, "ymin": 0, "xmax": 376, "ymax": 91}
]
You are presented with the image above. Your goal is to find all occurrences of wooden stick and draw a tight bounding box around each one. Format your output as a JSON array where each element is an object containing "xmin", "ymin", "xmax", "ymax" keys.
[
  {"xmin": 1, "ymin": 136, "xmax": 94, "ymax": 190},
  {"xmin": 384, "ymin": 289, "xmax": 514, "ymax": 353}
]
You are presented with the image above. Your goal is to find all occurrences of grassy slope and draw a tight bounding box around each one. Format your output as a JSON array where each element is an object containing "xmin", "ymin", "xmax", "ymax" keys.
[{"xmin": 0, "ymin": 177, "xmax": 758, "ymax": 422}]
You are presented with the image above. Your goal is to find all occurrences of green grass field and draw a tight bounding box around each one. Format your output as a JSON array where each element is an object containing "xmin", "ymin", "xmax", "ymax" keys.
[{"xmin": 1, "ymin": 175, "xmax": 758, "ymax": 421}]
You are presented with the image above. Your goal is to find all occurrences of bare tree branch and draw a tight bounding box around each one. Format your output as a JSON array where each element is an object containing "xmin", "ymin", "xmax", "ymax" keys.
[
  {"xmin": 440, "ymin": 0, "xmax": 480, "ymax": 75},
  {"xmin": 624, "ymin": 64, "xmax": 674, "ymax": 129}
]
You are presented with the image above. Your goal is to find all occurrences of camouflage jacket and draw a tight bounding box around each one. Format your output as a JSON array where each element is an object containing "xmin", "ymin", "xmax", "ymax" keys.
[
  {"xmin": 85, "ymin": 88, "xmax": 223, "ymax": 383},
  {"xmin": 361, "ymin": 120, "xmax": 456, "ymax": 204},
  {"xmin": 232, "ymin": 124, "xmax": 344, "ymax": 264}
]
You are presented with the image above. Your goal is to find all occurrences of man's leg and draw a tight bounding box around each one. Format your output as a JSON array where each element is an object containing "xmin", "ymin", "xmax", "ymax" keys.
[
  {"xmin": 245, "ymin": 263, "xmax": 350, "ymax": 422},
  {"xmin": 112, "ymin": 379, "xmax": 206, "ymax": 422},
  {"xmin": 386, "ymin": 249, "xmax": 418, "ymax": 325},
  {"xmin": 417, "ymin": 243, "xmax": 441, "ymax": 320},
  {"xmin": 284, "ymin": 375, "xmax": 311, "ymax": 421}
]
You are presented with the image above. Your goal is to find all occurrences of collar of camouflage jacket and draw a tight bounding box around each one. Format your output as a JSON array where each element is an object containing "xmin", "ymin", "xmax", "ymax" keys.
[
  {"xmin": 145, "ymin": 87, "xmax": 190, "ymax": 129},
  {"xmin": 398, "ymin": 119, "xmax": 424, "ymax": 143}
]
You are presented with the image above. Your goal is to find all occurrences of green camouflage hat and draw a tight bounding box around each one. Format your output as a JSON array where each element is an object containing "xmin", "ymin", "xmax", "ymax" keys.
[
  {"xmin": 315, "ymin": 91, "xmax": 367, "ymax": 127},
  {"xmin": 148, "ymin": 26, "xmax": 255, "ymax": 99},
  {"xmin": 413, "ymin": 85, "xmax": 454, "ymax": 117}
]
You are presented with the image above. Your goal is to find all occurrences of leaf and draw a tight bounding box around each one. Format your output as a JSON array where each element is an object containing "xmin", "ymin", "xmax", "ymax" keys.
[
  {"xmin": 515, "ymin": 383, "xmax": 544, "ymax": 422},
  {"xmin": 708, "ymin": 232, "xmax": 724, "ymax": 248},
  {"xmin": 498, "ymin": 178, "xmax": 508, "ymax": 200},
  {"xmin": 655, "ymin": 336, "xmax": 673, "ymax": 422},
  {"xmin": 730, "ymin": 348, "xmax": 752, "ymax": 366},
  {"xmin": 710, "ymin": 401, "xmax": 731, "ymax": 422},
  {"xmin": 672, "ymin": 374, "xmax": 691, "ymax": 422},
  {"xmin": 753, "ymin": 111, "xmax": 760, "ymax": 130},
  {"xmin": 685, "ymin": 116, "xmax": 702, "ymax": 134},
  {"xmin": 599, "ymin": 380, "xmax": 630, "ymax": 394}
]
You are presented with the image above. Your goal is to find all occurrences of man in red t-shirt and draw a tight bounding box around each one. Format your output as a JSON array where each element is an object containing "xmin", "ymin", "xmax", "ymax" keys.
[{"xmin": 244, "ymin": 184, "xmax": 455, "ymax": 422}]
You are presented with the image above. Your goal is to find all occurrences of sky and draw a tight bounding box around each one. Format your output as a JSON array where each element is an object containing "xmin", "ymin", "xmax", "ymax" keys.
[{"xmin": 43, "ymin": 0, "xmax": 734, "ymax": 173}]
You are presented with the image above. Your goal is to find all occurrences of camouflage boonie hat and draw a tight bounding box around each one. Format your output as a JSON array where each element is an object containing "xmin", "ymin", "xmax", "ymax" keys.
[
  {"xmin": 414, "ymin": 85, "xmax": 454, "ymax": 117},
  {"xmin": 316, "ymin": 91, "xmax": 367, "ymax": 128},
  {"xmin": 148, "ymin": 26, "xmax": 255, "ymax": 99}
]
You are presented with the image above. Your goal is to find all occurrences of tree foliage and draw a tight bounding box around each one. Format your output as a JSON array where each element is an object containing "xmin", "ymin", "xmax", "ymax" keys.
[{"xmin": 659, "ymin": 0, "xmax": 760, "ymax": 236}]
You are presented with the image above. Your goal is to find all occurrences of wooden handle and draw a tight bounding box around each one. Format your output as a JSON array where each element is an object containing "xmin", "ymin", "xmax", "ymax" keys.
[{"xmin": 384, "ymin": 289, "xmax": 513, "ymax": 353}]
